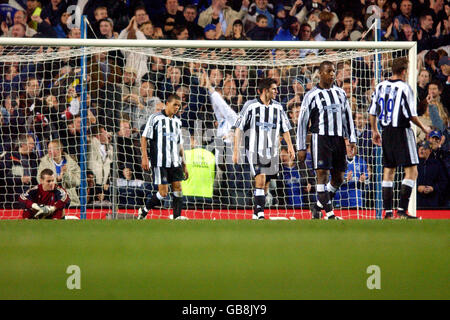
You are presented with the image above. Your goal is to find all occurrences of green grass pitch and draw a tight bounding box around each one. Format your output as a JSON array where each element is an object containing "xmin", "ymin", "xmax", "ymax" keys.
[{"xmin": 0, "ymin": 220, "xmax": 448, "ymax": 300}]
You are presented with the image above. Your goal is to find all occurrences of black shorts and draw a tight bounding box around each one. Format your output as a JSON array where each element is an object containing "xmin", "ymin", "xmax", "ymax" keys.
[
  {"xmin": 382, "ymin": 127, "xmax": 418, "ymax": 168},
  {"xmin": 248, "ymin": 159, "xmax": 278, "ymax": 182},
  {"xmin": 153, "ymin": 166, "xmax": 185, "ymax": 185},
  {"xmin": 310, "ymin": 133, "xmax": 347, "ymax": 172}
]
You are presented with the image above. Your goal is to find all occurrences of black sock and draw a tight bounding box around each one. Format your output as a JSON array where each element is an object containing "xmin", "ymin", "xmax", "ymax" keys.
[
  {"xmin": 317, "ymin": 191, "xmax": 333, "ymax": 213},
  {"xmin": 173, "ymin": 194, "xmax": 183, "ymax": 219},
  {"xmin": 382, "ymin": 185, "xmax": 393, "ymax": 213},
  {"xmin": 144, "ymin": 193, "xmax": 162, "ymax": 212},
  {"xmin": 254, "ymin": 189, "xmax": 265, "ymax": 217},
  {"xmin": 399, "ymin": 180, "xmax": 414, "ymax": 212}
]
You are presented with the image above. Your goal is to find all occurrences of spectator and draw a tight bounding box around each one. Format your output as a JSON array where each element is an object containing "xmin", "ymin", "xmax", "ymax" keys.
[
  {"xmin": 298, "ymin": 23, "xmax": 318, "ymax": 58},
  {"xmin": 423, "ymin": 49, "xmax": 441, "ymax": 81},
  {"xmin": 26, "ymin": 0, "xmax": 43, "ymax": 31},
  {"xmin": 84, "ymin": 170, "xmax": 105, "ymax": 206},
  {"xmin": 0, "ymin": 64, "xmax": 21, "ymax": 100},
  {"xmin": 244, "ymin": 0, "xmax": 275, "ymax": 32},
  {"xmin": 183, "ymin": 5, "xmax": 204, "ymax": 39},
  {"xmin": 123, "ymin": 80, "xmax": 163, "ymax": 133},
  {"xmin": 278, "ymin": 145, "xmax": 305, "ymax": 208},
  {"xmin": 116, "ymin": 118, "xmax": 144, "ymax": 181},
  {"xmin": 198, "ymin": 0, "xmax": 250, "ymax": 38},
  {"xmin": 417, "ymin": 68, "xmax": 431, "ymax": 103},
  {"xmin": 353, "ymin": 111, "xmax": 374, "ymax": 165},
  {"xmin": 274, "ymin": 3, "xmax": 287, "ymax": 31},
  {"xmin": 52, "ymin": 11, "xmax": 71, "ymax": 38},
  {"xmin": 40, "ymin": 0, "xmax": 67, "ymax": 28},
  {"xmin": 416, "ymin": 12, "xmax": 450, "ymax": 52},
  {"xmin": 329, "ymin": 21, "xmax": 347, "ymax": 40},
  {"xmin": 0, "ymin": 93, "xmax": 27, "ymax": 151},
  {"xmin": 98, "ymin": 18, "xmax": 118, "ymax": 39},
  {"xmin": 417, "ymin": 141, "xmax": 448, "ymax": 208},
  {"xmin": 59, "ymin": 115, "xmax": 83, "ymax": 163},
  {"xmin": 116, "ymin": 167, "xmax": 152, "ymax": 208},
  {"xmin": 342, "ymin": 11, "xmax": 362, "ymax": 36},
  {"xmin": 427, "ymin": 129, "xmax": 450, "ymax": 205},
  {"xmin": 157, "ymin": 0, "xmax": 186, "ymax": 38},
  {"xmin": 67, "ymin": 27, "xmax": 81, "ymax": 39},
  {"xmin": 6, "ymin": 22, "xmax": 27, "ymax": 38},
  {"xmin": 139, "ymin": 21, "xmax": 164, "ymax": 39},
  {"xmin": 273, "ymin": 15, "xmax": 300, "ymax": 41},
  {"xmin": 87, "ymin": 125, "xmax": 113, "ymax": 201},
  {"xmin": 440, "ymin": 56, "xmax": 450, "ymax": 114},
  {"xmin": 221, "ymin": 19, "xmax": 249, "ymax": 40},
  {"xmin": 233, "ymin": 65, "xmax": 256, "ymax": 103},
  {"xmin": 247, "ymin": 14, "xmax": 274, "ymax": 40},
  {"xmin": 428, "ymin": 0, "xmax": 446, "ymax": 33},
  {"xmin": 312, "ymin": 11, "xmax": 335, "ymax": 41},
  {"xmin": 418, "ymin": 80, "xmax": 449, "ymax": 144},
  {"xmin": 1, "ymin": 10, "xmax": 36, "ymax": 37},
  {"xmin": 0, "ymin": 133, "xmax": 39, "ymax": 206},
  {"xmin": 393, "ymin": 0, "xmax": 419, "ymax": 39},
  {"xmin": 22, "ymin": 77, "xmax": 43, "ymax": 116},
  {"xmin": 172, "ymin": 25, "xmax": 190, "ymax": 40},
  {"xmin": 29, "ymin": 13, "xmax": 59, "ymax": 38},
  {"xmin": 285, "ymin": 76, "xmax": 307, "ymax": 111},
  {"xmin": 37, "ymin": 139, "xmax": 80, "ymax": 207},
  {"xmin": 334, "ymin": 140, "xmax": 369, "ymax": 209},
  {"xmin": 398, "ymin": 23, "xmax": 414, "ymax": 41},
  {"xmin": 118, "ymin": 17, "xmax": 149, "ymax": 82},
  {"xmin": 203, "ymin": 23, "xmax": 220, "ymax": 39}
]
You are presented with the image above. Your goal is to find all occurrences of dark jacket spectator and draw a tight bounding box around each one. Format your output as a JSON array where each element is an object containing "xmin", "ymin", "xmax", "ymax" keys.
[{"xmin": 417, "ymin": 141, "xmax": 448, "ymax": 208}]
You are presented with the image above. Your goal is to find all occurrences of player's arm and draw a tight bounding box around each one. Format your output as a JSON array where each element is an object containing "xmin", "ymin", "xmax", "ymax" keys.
[
  {"xmin": 141, "ymin": 116, "xmax": 154, "ymax": 171},
  {"xmin": 369, "ymin": 114, "xmax": 382, "ymax": 146},
  {"xmin": 233, "ymin": 127, "xmax": 241, "ymax": 164},
  {"xmin": 179, "ymin": 143, "xmax": 189, "ymax": 180},
  {"xmin": 282, "ymin": 131, "xmax": 295, "ymax": 160},
  {"xmin": 18, "ymin": 186, "xmax": 38, "ymax": 210},
  {"xmin": 368, "ymin": 88, "xmax": 382, "ymax": 146},
  {"xmin": 344, "ymin": 95, "xmax": 357, "ymax": 157},
  {"xmin": 280, "ymin": 108, "xmax": 295, "ymax": 160},
  {"xmin": 410, "ymin": 116, "xmax": 432, "ymax": 136},
  {"xmin": 140, "ymin": 135, "xmax": 149, "ymax": 171},
  {"xmin": 405, "ymin": 84, "xmax": 432, "ymax": 135},
  {"xmin": 297, "ymin": 96, "xmax": 310, "ymax": 161}
]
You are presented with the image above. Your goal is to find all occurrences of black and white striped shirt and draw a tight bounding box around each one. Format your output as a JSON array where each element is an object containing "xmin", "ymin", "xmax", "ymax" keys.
[
  {"xmin": 234, "ymin": 97, "xmax": 291, "ymax": 164},
  {"xmin": 368, "ymin": 79, "xmax": 417, "ymax": 128},
  {"xmin": 297, "ymin": 85, "xmax": 356, "ymax": 151},
  {"xmin": 142, "ymin": 110, "xmax": 183, "ymax": 168}
]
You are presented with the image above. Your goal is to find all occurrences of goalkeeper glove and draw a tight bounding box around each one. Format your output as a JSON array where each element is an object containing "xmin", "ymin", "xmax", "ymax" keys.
[{"xmin": 32, "ymin": 203, "xmax": 56, "ymax": 219}]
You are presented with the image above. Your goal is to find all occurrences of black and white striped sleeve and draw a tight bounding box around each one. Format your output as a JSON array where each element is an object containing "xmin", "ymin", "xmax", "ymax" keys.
[
  {"xmin": 142, "ymin": 114, "xmax": 156, "ymax": 139},
  {"xmin": 404, "ymin": 84, "xmax": 417, "ymax": 118},
  {"xmin": 343, "ymin": 93, "xmax": 357, "ymax": 144},
  {"xmin": 297, "ymin": 93, "xmax": 311, "ymax": 151},
  {"xmin": 368, "ymin": 85, "xmax": 380, "ymax": 116}
]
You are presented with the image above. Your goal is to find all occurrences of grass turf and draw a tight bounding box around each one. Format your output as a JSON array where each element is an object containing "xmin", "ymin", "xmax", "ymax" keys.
[{"xmin": 0, "ymin": 220, "xmax": 448, "ymax": 300}]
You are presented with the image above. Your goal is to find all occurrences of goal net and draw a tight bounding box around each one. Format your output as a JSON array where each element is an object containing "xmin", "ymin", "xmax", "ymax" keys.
[{"xmin": 0, "ymin": 39, "xmax": 417, "ymax": 219}]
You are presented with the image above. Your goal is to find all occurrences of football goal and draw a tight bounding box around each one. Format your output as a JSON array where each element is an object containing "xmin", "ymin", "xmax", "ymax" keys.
[{"xmin": 0, "ymin": 38, "xmax": 418, "ymax": 219}]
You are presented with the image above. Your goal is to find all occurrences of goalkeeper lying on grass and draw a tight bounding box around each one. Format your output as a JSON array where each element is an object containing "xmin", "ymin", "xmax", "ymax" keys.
[{"xmin": 18, "ymin": 168, "xmax": 71, "ymax": 219}]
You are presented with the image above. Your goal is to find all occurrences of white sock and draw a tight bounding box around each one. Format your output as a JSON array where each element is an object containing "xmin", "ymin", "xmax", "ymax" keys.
[{"xmin": 326, "ymin": 211, "xmax": 335, "ymax": 217}]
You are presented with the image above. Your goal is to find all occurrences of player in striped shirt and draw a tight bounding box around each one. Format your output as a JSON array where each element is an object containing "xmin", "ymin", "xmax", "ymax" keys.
[
  {"xmin": 233, "ymin": 78, "xmax": 295, "ymax": 220},
  {"xmin": 138, "ymin": 94, "xmax": 189, "ymax": 220},
  {"xmin": 369, "ymin": 57, "xmax": 431, "ymax": 219},
  {"xmin": 18, "ymin": 168, "xmax": 71, "ymax": 219},
  {"xmin": 297, "ymin": 61, "xmax": 357, "ymax": 220}
]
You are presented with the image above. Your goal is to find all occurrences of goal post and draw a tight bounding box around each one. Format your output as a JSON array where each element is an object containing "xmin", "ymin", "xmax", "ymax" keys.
[{"xmin": 0, "ymin": 38, "xmax": 418, "ymax": 219}]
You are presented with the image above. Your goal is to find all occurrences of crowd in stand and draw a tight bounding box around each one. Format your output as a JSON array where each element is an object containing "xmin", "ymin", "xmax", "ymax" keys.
[{"xmin": 0, "ymin": 0, "xmax": 449, "ymax": 210}]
